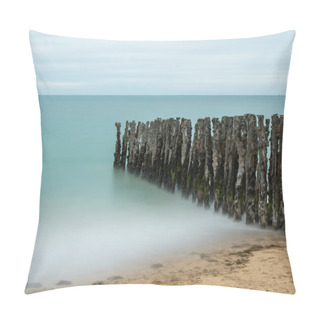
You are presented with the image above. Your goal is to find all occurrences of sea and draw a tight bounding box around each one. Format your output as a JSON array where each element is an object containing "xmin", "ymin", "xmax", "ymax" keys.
[{"xmin": 26, "ymin": 95, "xmax": 285, "ymax": 290}]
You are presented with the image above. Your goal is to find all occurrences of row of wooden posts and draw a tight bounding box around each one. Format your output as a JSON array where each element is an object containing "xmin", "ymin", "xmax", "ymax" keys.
[{"xmin": 113, "ymin": 114, "xmax": 285, "ymax": 229}]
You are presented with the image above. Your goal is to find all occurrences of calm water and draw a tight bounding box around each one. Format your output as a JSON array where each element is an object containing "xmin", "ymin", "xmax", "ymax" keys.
[{"xmin": 27, "ymin": 95, "xmax": 285, "ymax": 289}]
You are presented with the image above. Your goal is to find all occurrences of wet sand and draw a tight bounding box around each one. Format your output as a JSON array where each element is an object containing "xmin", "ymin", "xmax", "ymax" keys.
[
  {"xmin": 26, "ymin": 228, "xmax": 295, "ymax": 294},
  {"xmin": 97, "ymin": 230, "xmax": 295, "ymax": 294}
]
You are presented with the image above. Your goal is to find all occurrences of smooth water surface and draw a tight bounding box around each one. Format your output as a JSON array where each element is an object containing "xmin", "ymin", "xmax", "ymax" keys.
[{"xmin": 27, "ymin": 95, "xmax": 285, "ymax": 289}]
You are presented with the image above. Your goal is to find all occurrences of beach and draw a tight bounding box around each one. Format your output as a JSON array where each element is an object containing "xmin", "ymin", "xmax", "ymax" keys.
[
  {"xmin": 98, "ymin": 229, "xmax": 295, "ymax": 294},
  {"xmin": 26, "ymin": 95, "xmax": 293, "ymax": 295}
]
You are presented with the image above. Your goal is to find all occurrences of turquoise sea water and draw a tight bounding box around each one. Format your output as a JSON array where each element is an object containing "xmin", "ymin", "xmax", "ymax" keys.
[{"xmin": 27, "ymin": 95, "xmax": 285, "ymax": 290}]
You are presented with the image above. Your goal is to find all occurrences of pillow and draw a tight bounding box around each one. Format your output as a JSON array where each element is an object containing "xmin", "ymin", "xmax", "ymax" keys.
[{"xmin": 26, "ymin": 30, "xmax": 295, "ymax": 294}]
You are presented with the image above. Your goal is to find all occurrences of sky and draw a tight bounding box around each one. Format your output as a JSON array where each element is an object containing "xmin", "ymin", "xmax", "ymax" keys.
[{"xmin": 29, "ymin": 30, "xmax": 295, "ymax": 95}]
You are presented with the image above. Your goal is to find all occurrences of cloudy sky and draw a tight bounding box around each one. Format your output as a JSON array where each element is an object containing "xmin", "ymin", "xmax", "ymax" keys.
[{"xmin": 30, "ymin": 30, "xmax": 295, "ymax": 95}]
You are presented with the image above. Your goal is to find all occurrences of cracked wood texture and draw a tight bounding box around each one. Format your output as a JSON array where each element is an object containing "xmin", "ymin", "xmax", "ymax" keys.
[{"xmin": 113, "ymin": 114, "xmax": 285, "ymax": 229}]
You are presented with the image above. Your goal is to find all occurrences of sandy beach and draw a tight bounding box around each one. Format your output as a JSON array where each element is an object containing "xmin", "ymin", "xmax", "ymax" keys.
[
  {"xmin": 26, "ymin": 227, "xmax": 295, "ymax": 294},
  {"xmin": 96, "ymin": 229, "xmax": 295, "ymax": 294}
]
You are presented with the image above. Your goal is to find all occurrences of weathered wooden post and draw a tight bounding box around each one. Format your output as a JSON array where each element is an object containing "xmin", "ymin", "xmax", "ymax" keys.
[
  {"xmin": 233, "ymin": 116, "xmax": 247, "ymax": 220},
  {"xmin": 127, "ymin": 121, "xmax": 138, "ymax": 173},
  {"xmin": 145, "ymin": 119, "xmax": 161, "ymax": 183},
  {"xmin": 173, "ymin": 118, "xmax": 182, "ymax": 191},
  {"xmin": 154, "ymin": 118, "xmax": 165, "ymax": 187},
  {"xmin": 202, "ymin": 117, "xmax": 213, "ymax": 209},
  {"xmin": 189, "ymin": 120, "xmax": 200, "ymax": 202},
  {"xmin": 192, "ymin": 118, "xmax": 211, "ymax": 208},
  {"xmin": 186, "ymin": 137, "xmax": 194, "ymax": 199},
  {"xmin": 114, "ymin": 113, "xmax": 286, "ymax": 229},
  {"xmin": 269, "ymin": 114, "xmax": 278, "ymax": 227},
  {"xmin": 256, "ymin": 115, "xmax": 270, "ymax": 227},
  {"xmin": 136, "ymin": 122, "xmax": 147, "ymax": 175},
  {"xmin": 196, "ymin": 119, "xmax": 206, "ymax": 206},
  {"xmin": 180, "ymin": 119, "xmax": 192, "ymax": 198},
  {"xmin": 268, "ymin": 114, "xmax": 285, "ymax": 229},
  {"xmin": 162, "ymin": 118, "xmax": 172, "ymax": 189},
  {"xmin": 157, "ymin": 120, "xmax": 166, "ymax": 187},
  {"xmin": 113, "ymin": 122, "xmax": 122, "ymax": 167},
  {"xmin": 212, "ymin": 117, "xmax": 225, "ymax": 211},
  {"xmin": 142, "ymin": 121, "xmax": 151, "ymax": 179},
  {"xmin": 120, "ymin": 121, "xmax": 129, "ymax": 169},
  {"xmin": 245, "ymin": 114, "xmax": 258, "ymax": 224},
  {"xmin": 164, "ymin": 118, "xmax": 181, "ymax": 192},
  {"xmin": 278, "ymin": 115, "xmax": 285, "ymax": 228},
  {"xmin": 222, "ymin": 117, "xmax": 237, "ymax": 216}
]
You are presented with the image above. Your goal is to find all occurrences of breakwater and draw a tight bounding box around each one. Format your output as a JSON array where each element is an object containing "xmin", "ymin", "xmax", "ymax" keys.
[{"xmin": 114, "ymin": 114, "xmax": 284, "ymax": 229}]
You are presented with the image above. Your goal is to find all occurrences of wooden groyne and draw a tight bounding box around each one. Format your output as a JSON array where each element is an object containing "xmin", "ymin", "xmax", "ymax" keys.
[{"xmin": 114, "ymin": 114, "xmax": 285, "ymax": 229}]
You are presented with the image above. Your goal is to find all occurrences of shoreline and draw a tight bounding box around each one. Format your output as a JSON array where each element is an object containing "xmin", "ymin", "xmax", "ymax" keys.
[
  {"xmin": 98, "ymin": 229, "xmax": 295, "ymax": 294},
  {"xmin": 26, "ymin": 228, "xmax": 295, "ymax": 294}
]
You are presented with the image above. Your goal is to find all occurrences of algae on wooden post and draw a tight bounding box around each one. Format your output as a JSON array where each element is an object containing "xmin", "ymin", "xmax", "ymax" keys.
[
  {"xmin": 142, "ymin": 121, "xmax": 151, "ymax": 180},
  {"xmin": 127, "ymin": 121, "xmax": 138, "ymax": 173},
  {"xmin": 244, "ymin": 114, "xmax": 258, "ymax": 224},
  {"xmin": 162, "ymin": 118, "xmax": 173, "ymax": 190},
  {"xmin": 211, "ymin": 118, "xmax": 225, "ymax": 211},
  {"xmin": 256, "ymin": 115, "xmax": 270, "ymax": 227},
  {"xmin": 222, "ymin": 117, "xmax": 238, "ymax": 216},
  {"xmin": 189, "ymin": 118, "xmax": 211, "ymax": 206},
  {"xmin": 196, "ymin": 119, "xmax": 206, "ymax": 207},
  {"xmin": 151, "ymin": 118, "xmax": 164, "ymax": 186},
  {"xmin": 147, "ymin": 120, "xmax": 156, "ymax": 182},
  {"xmin": 268, "ymin": 114, "xmax": 285, "ymax": 229},
  {"xmin": 203, "ymin": 117, "xmax": 213, "ymax": 209},
  {"xmin": 180, "ymin": 118, "xmax": 192, "ymax": 198},
  {"xmin": 232, "ymin": 116, "xmax": 247, "ymax": 220},
  {"xmin": 155, "ymin": 119, "xmax": 165, "ymax": 187},
  {"xmin": 174, "ymin": 118, "xmax": 182, "ymax": 191},
  {"xmin": 193, "ymin": 118, "xmax": 213, "ymax": 208},
  {"xmin": 188, "ymin": 120, "xmax": 200, "ymax": 202},
  {"xmin": 166, "ymin": 118, "xmax": 182, "ymax": 192},
  {"xmin": 142, "ymin": 119, "xmax": 162, "ymax": 184},
  {"xmin": 114, "ymin": 113, "xmax": 286, "ymax": 230},
  {"xmin": 278, "ymin": 115, "xmax": 285, "ymax": 228}
]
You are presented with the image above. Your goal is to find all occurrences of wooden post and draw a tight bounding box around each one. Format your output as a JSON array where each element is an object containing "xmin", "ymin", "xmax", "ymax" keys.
[
  {"xmin": 196, "ymin": 119, "xmax": 206, "ymax": 206},
  {"xmin": 256, "ymin": 116, "xmax": 270, "ymax": 227},
  {"xmin": 193, "ymin": 118, "xmax": 213, "ymax": 208},
  {"xmin": 127, "ymin": 121, "xmax": 137, "ymax": 173},
  {"xmin": 245, "ymin": 114, "xmax": 258, "ymax": 224},
  {"xmin": 136, "ymin": 122, "xmax": 147, "ymax": 175},
  {"xmin": 120, "ymin": 121, "xmax": 129, "ymax": 169},
  {"xmin": 189, "ymin": 119, "xmax": 201, "ymax": 203},
  {"xmin": 163, "ymin": 118, "xmax": 181, "ymax": 192},
  {"xmin": 114, "ymin": 113, "xmax": 285, "ymax": 230},
  {"xmin": 113, "ymin": 122, "xmax": 122, "ymax": 167},
  {"xmin": 212, "ymin": 118, "xmax": 225, "ymax": 211},
  {"xmin": 278, "ymin": 115, "xmax": 285, "ymax": 228},
  {"xmin": 222, "ymin": 117, "xmax": 237, "ymax": 216},
  {"xmin": 173, "ymin": 118, "xmax": 182, "ymax": 192},
  {"xmin": 145, "ymin": 119, "xmax": 162, "ymax": 183},
  {"xmin": 142, "ymin": 121, "xmax": 151, "ymax": 180},
  {"xmin": 181, "ymin": 118, "xmax": 192, "ymax": 198},
  {"xmin": 233, "ymin": 116, "xmax": 247, "ymax": 220},
  {"xmin": 154, "ymin": 118, "xmax": 165, "ymax": 187},
  {"xmin": 268, "ymin": 114, "xmax": 285, "ymax": 229},
  {"xmin": 163, "ymin": 118, "xmax": 173, "ymax": 190},
  {"xmin": 203, "ymin": 117, "xmax": 213, "ymax": 209}
]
